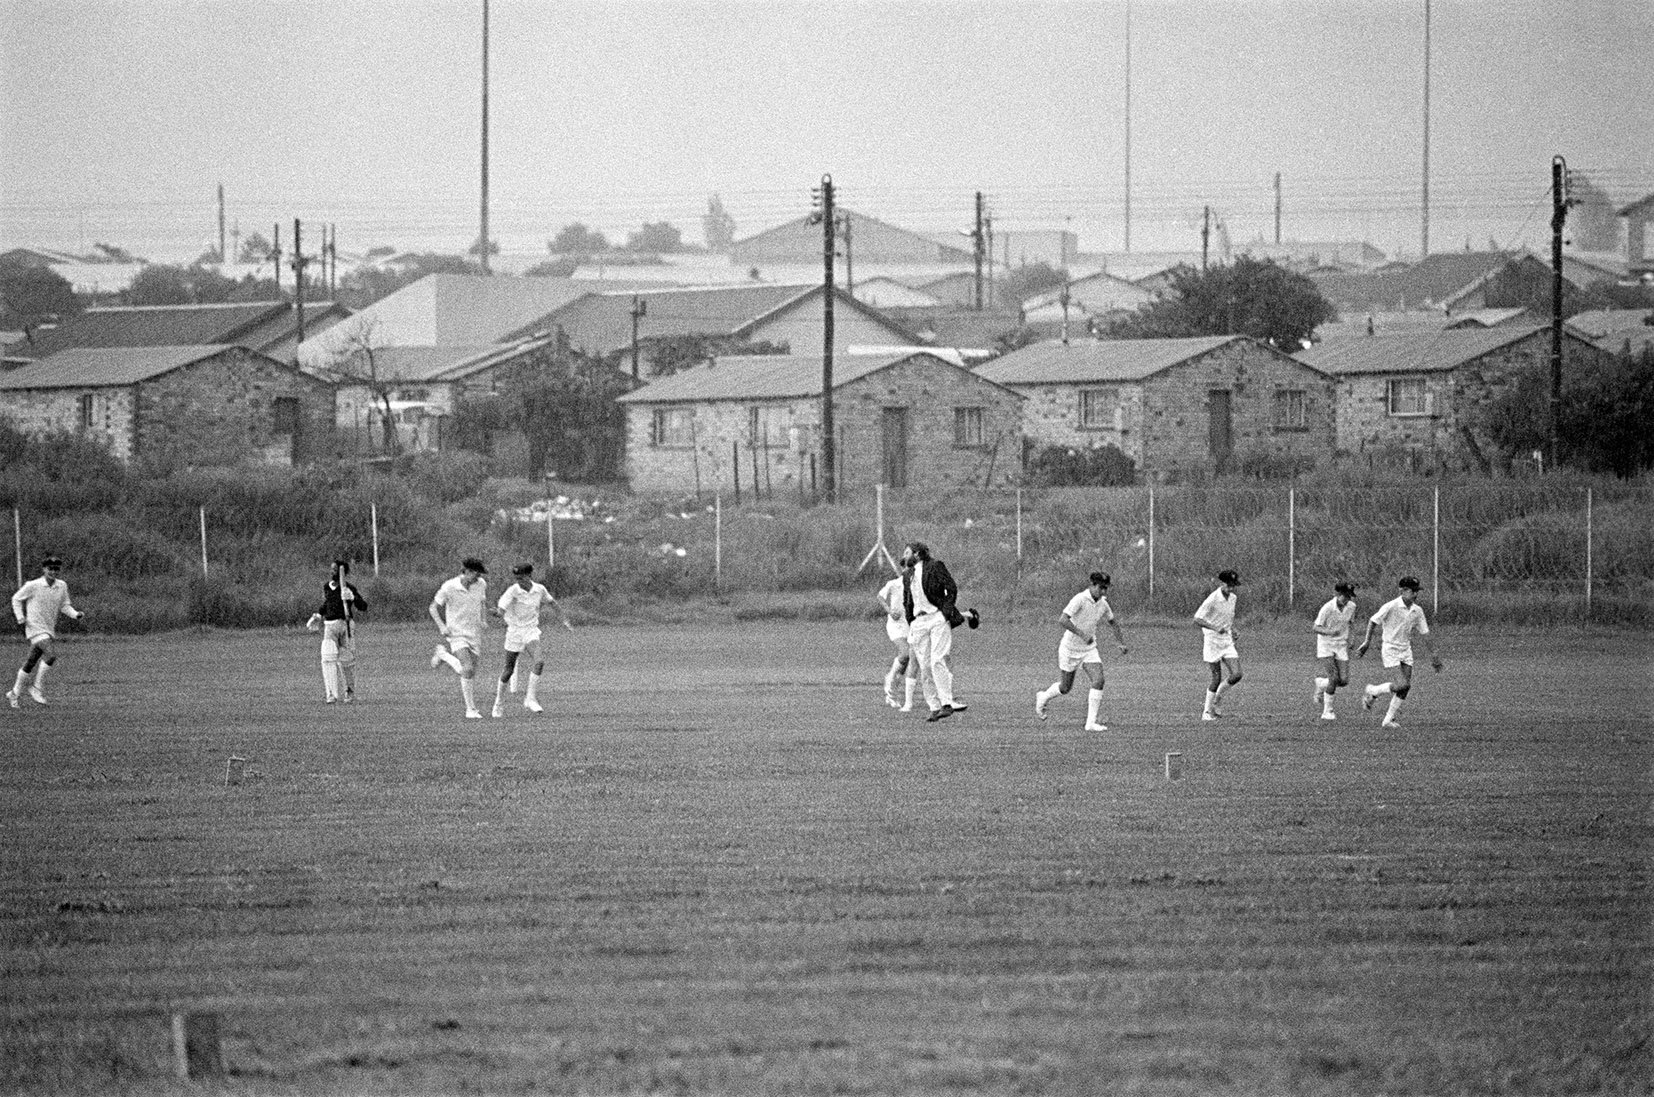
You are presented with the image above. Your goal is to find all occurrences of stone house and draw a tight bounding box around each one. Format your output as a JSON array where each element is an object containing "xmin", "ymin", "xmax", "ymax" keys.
[
  {"xmin": 616, "ymin": 351, "xmax": 1025, "ymax": 497},
  {"xmin": 5, "ymin": 299, "xmax": 351, "ymax": 368},
  {"xmin": 976, "ymin": 336, "xmax": 1336, "ymax": 480},
  {"xmin": 1619, "ymin": 193, "xmax": 1654, "ymax": 280},
  {"xmin": 1295, "ymin": 326, "xmax": 1606, "ymax": 472},
  {"xmin": 0, "ymin": 345, "xmax": 333, "ymax": 466}
]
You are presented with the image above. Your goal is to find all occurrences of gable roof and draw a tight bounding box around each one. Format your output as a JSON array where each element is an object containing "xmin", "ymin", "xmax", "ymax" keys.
[
  {"xmin": 1566, "ymin": 308, "xmax": 1654, "ymax": 339},
  {"xmin": 1618, "ymin": 193, "xmax": 1654, "ymax": 217},
  {"xmin": 1295, "ymin": 326, "xmax": 1569, "ymax": 375},
  {"xmin": 10, "ymin": 301, "xmax": 326, "ymax": 361},
  {"xmin": 1309, "ymin": 251, "xmax": 1532, "ymax": 313},
  {"xmin": 977, "ymin": 335, "xmax": 1288, "ymax": 385},
  {"xmin": 733, "ymin": 208, "xmax": 975, "ymax": 264},
  {"xmin": 324, "ymin": 335, "xmax": 560, "ymax": 385},
  {"xmin": 617, "ymin": 350, "xmax": 1015, "ymax": 405},
  {"xmin": 0, "ymin": 345, "xmax": 239, "ymax": 389}
]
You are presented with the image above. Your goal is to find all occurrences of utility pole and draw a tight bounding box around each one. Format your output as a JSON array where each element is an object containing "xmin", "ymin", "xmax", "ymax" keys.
[
  {"xmin": 479, "ymin": 0, "xmax": 491, "ymax": 274},
  {"xmin": 1059, "ymin": 283, "xmax": 1072, "ymax": 346},
  {"xmin": 984, "ymin": 212, "xmax": 994, "ymax": 308},
  {"xmin": 1123, "ymin": 0, "xmax": 1132, "ymax": 254},
  {"xmin": 1421, "ymin": 0, "xmax": 1432, "ymax": 258},
  {"xmin": 328, "ymin": 223, "xmax": 338, "ymax": 297},
  {"xmin": 291, "ymin": 219, "xmax": 309, "ymax": 343},
  {"xmin": 1549, "ymin": 155, "xmax": 1571, "ymax": 471},
  {"xmin": 810, "ymin": 175, "xmax": 837, "ymax": 503},
  {"xmin": 629, "ymin": 295, "xmax": 648, "ymax": 380},
  {"xmin": 837, "ymin": 211, "xmax": 854, "ymax": 294},
  {"xmin": 271, "ymin": 223, "xmax": 282, "ymax": 293},
  {"xmin": 972, "ymin": 191, "xmax": 985, "ymax": 311},
  {"xmin": 1273, "ymin": 172, "xmax": 1282, "ymax": 245},
  {"xmin": 1201, "ymin": 206, "xmax": 1211, "ymax": 271},
  {"xmin": 217, "ymin": 183, "xmax": 226, "ymax": 263}
]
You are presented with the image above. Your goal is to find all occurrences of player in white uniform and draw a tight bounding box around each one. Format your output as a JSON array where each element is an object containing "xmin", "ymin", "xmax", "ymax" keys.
[
  {"xmin": 428, "ymin": 557, "xmax": 489, "ymax": 719},
  {"xmin": 1311, "ymin": 581, "xmax": 1358, "ymax": 721},
  {"xmin": 1034, "ymin": 571, "xmax": 1129, "ymax": 731},
  {"xmin": 1193, "ymin": 569, "xmax": 1243, "ymax": 721},
  {"xmin": 489, "ymin": 561, "xmax": 572, "ymax": 718},
  {"xmin": 877, "ymin": 570, "xmax": 917, "ymax": 711},
  {"xmin": 1356, "ymin": 575, "xmax": 1443, "ymax": 728},
  {"xmin": 8, "ymin": 556, "xmax": 86, "ymax": 708},
  {"xmin": 306, "ymin": 557, "xmax": 367, "ymax": 704}
]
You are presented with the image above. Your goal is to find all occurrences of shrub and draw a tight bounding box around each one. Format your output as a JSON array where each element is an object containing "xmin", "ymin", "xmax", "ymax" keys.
[
  {"xmin": 29, "ymin": 514, "xmax": 181, "ymax": 579},
  {"xmin": 403, "ymin": 451, "xmax": 491, "ymax": 504},
  {"xmin": 1025, "ymin": 443, "xmax": 1137, "ymax": 487}
]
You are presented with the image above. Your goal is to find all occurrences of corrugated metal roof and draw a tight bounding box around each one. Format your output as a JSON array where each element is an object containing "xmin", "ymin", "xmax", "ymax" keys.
[
  {"xmin": 324, "ymin": 335, "xmax": 559, "ymax": 384},
  {"xmin": 618, "ymin": 351, "xmax": 959, "ymax": 404},
  {"xmin": 508, "ymin": 284, "xmax": 816, "ymax": 349},
  {"xmin": 975, "ymin": 336, "xmax": 1243, "ymax": 384},
  {"xmin": 15, "ymin": 302, "xmax": 296, "ymax": 360},
  {"xmin": 1567, "ymin": 308, "xmax": 1653, "ymax": 339},
  {"xmin": 0, "ymin": 346, "xmax": 231, "ymax": 389},
  {"xmin": 1295, "ymin": 327, "xmax": 1545, "ymax": 375}
]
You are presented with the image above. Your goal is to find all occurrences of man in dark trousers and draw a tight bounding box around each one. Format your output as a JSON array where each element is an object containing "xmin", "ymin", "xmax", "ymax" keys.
[{"xmin": 900, "ymin": 541, "xmax": 975, "ymax": 723}]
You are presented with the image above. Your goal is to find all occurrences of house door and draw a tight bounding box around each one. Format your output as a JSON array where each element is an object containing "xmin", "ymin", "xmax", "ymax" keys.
[
  {"xmin": 882, "ymin": 407, "xmax": 909, "ymax": 488},
  {"xmin": 1208, "ymin": 390, "xmax": 1232, "ymax": 473}
]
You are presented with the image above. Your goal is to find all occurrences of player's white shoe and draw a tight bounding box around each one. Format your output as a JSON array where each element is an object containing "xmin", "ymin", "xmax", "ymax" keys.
[
  {"xmin": 1034, "ymin": 691, "xmax": 1048, "ymax": 721},
  {"xmin": 885, "ymin": 692, "xmax": 899, "ymax": 708},
  {"xmin": 1381, "ymin": 719, "xmax": 1400, "ymax": 729},
  {"xmin": 1202, "ymin": 711, "xmax": 1218, "ymax": 722},
  {"xmin": 524, "ymin": 698, "xmax": 544, "ymax": 713},
  {"xmin": 343, "ymin": 690, "xmax": 355, "ymax": 704},
  {"xmin": 465, "ymin": 709, "xmax": 483, "ymax": 720},
  {"xmin": 431, "ymin": 646, "xmax": 444, "ymax": 670},
  {"xmin": 898, "ymin": 703, "xmax": 913, "ymax": 713},
  {"xmin": 1321, "ymin": 711, "xmax": 1337, "ymax": 721},
  {"xmin": 325, "ymin": 695, "xmax": 337, "ymax": 705},
  {"xmin": 27, "ymin": 687, "xmax": 46, "ymax": 706},
  {"xmin": 4, "ymin": 690, "xmax": 17, "ymax": 709},
  {"xmin": 1084, "ymin": 722, "xmax": 1108, "ymax": 732},
  {"xmin": 1362, "ymin": 691, "xmax": 1376, "ymax": 712},
  {"xmin": 491, "ymin": 704, "xmax": 504, "ymax": 719}
]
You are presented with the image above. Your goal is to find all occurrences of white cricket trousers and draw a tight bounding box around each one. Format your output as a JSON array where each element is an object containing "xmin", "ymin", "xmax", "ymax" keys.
[{"xmin": 908, "ymin": 612, "xmax": 954, "ymax": 710}]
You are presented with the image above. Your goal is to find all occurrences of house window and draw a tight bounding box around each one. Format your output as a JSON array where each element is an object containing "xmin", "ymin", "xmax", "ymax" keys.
[
  {"xmin": 1273, "ymin": 389, "xmax": 1307, "ymax": 430},
  {"xmin": 272, "ymin": 396, "xmax": 300, "ymax": 435},
  {"xmin": 77, "ymin": 394, "xmax": 94, "ymax": 431},
  {"xmin": 748, "ymin": 405, "xmax": 785, "ymax": 447},
  {"xmin": 1387, "ymin": 377, "xmax": 1430, "ymax": 416},
  {"xmin": 1078, "ymin": 387, "xmax": 1119, "ymax": 430},
  {"xmin": 954, "ymin": 406, "xmax": 985, "ymax": 448},
  {"xmin": 650, "ymin": 407, "xmax": 694, "ymax": 447}
]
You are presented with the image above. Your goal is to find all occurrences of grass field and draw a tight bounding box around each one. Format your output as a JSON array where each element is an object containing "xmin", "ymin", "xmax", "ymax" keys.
[{"xmin": 2, "ymin": 618, "xmax": 1650, "ymax": 1095}]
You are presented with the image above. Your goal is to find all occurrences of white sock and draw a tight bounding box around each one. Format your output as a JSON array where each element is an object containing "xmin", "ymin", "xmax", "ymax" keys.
[
  {"xmin": 1322, "ymin": 691, "xmax": 1335, "ymax": 714},
  {"xmin": 494, "ymin": 678, "xmax": 507, "ymax": 708},
  {"xmin": 1087, "ymin": 688, "xmax": 1104, "ymax": 725},
  {"xmin": 526, "ymin": 672, "xmax": 541, "ymax": 704},
  {"xmin": 460, "ymin": 677, "xmax": 476, "ymax": 712},
  {"xmin": 1204, "ymin": 689, "xmax": 1217, "ymax": 713},
  {"xmin": 1315, "ymin": 676, "xmax": 1328, "ymax": 697},
  {"xmin": 885, "ymin": 659, "xmax": 902, "ymax": 695},
  {"xmin": 33, "ymin": 662, "xmax": 49, "ymax": 691},
  {"xmin": 12, "ymin": 669, "xmax": 27, "ymax": 696},
  {"xmin": 903, "ymin": 677, "xmax": 915, "ymax": 706},
  {"xmin": 1367, "ymin": 682, "xmax": 1393, "ymax": 698},
  {"xmin": 1214, "ymin": 679, "xmax": 1233, "ymax": 700},
  {"xmin": 1385, "ymin": 696, "xmax": 1405, "ymax": 723},
  {"xmin": 1038, "ymin": 682, "xmax": 1062, "ymax": 706}
]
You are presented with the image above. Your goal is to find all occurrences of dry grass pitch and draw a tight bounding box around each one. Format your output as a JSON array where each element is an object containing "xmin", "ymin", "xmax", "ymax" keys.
[{"xmin": 2, "ymin": 619, "xmax": 1649, "ymax": 1095}]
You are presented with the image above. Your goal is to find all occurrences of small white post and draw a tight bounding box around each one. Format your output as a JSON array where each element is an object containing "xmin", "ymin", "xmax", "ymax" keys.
[
  {"xmin": 1287, "ymin": 486, "xmax": 1296, "ymax": 609},
  {"xmin": 547, "ymin": 511, "xmax": 555, "ymax": 570},
  {"xmin": 1015, "ymin": 487, "xmax": 1023, "ymax": 561},
  {"xmin": 370, "ymin": 502, "xmax": 380, "ymax": 577},
  {"xmin": 714, "ymin": 493, "xmax": 722, "ymax": 587},
  {"xmin": 198, "ymin": 506, "xmax": 209, "ymax": 578},
  {"xmin": 11, "ymin": 507, "xmax": 20, "ymax": 590},
  {"xmin": 1585, "ymin": 487, "xmax": 1593, "ymax": 619},
  {"xmin": 1432, "ymin": 486, "xmax": 1440, "ymax": 615},
  {"xmin": 1147, "ymin": 485, "xmax": 1156, "ymax": 602}
]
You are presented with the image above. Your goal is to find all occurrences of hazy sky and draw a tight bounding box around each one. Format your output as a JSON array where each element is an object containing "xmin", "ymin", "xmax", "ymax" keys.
[{"xmin": 2, "ymin": 0, "xmax": 1650, "ymax": 262}]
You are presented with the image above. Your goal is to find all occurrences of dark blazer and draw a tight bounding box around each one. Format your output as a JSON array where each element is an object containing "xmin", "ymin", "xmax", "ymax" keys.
[{"xmin": 903, "ymin": 559, "xmax": 964, "ymax": 628}]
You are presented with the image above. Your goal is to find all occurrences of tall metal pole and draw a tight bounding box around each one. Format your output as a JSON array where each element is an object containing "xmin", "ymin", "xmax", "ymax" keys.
[
  {"xmin": 1123, "ymin": 0, "xmax": 1132, "ymax": 254},
  {"xmin": 1550, "ymin": 155, "xmax": 1568, "ymax": 471},
  {"xmin": 479, "ymin": 0, "xmax": 491, "ymax": 274},
  {"xmin": 1273, "ymin": 172, "xmax": 1282, "ymax": 245},
  {"xmin": 1421, "ymin": 0, "xmax": 1431, "ymax": 258},
  {"xmin": 292, "ymin": 219, "xmax": 306, "ymax": 343},
  {"xmin": 973, "ymin": 191, "xmax": 985, "ymax": 310},
  {"xmin": 817, "ymin": 175, "xmax": 837, "ymax": 503}
]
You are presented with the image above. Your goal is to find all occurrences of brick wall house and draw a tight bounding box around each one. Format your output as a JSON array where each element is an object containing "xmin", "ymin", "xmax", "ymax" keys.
[
  {"xmin": 1297, "ymin": 326, "xmax": 1607, "ymax": 472},
  {"xmin": 617, "ymin": 351, "xmax": 1024, "ymax": 497},
  {"xmin": 0, "ymin": 345, "xmax": 332, "ymax": 466},
  {"xmin": 977, "ymin": 336, "xmax": 1336, "ymax": 480}
]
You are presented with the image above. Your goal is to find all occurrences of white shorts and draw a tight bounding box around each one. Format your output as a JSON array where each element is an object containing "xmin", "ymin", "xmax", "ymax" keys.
[
  {"xmin": 885, "ymin": 616, "xmax": 909, "ymax": 644},
  {"xmin": 504, "ymin": 627, "xmax": 543, "ymax": 654},
  {"xmin": 1058, "ymin": 642, "xmax": 1102, "ymax": 674},
  {"xmin": 1203, "ymin": 632, "xmax": 1239, "ymax": 664},
  {"xmin": 320, "ymin": 619, "xmax": 357, "ymax": 664},
  {"xmin": 1316, "ymin": 638, "xmax": 1349, "ymax": 661},
  {"xmin": 26, "ymin": 630, "xmax": 55, "ymax": 647},
  {"xmin": 1382, "ymin": 648, "xmax": 1413, "ymax": 669},
  {"xmin": 447, "ymin": 633, "xmax": 481, "ymax": 656}
]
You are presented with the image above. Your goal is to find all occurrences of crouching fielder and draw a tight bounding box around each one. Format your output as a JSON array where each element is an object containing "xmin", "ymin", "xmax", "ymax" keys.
[
  {"xmin": 9, "ymin": 555, "xmax": 85, "ymax": 708},
  {"xmin": 490, "ymin": 562, "xmax": 572, "ymax": 718},
  {"xmin": 1356, "ymin": 575, "xmax": 1443, "ymax": 728}
]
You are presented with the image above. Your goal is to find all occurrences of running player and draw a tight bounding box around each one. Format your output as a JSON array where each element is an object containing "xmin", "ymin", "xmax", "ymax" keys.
[
  {"xmin": 1356, "ymin": 575, "xmax": 1443, "ymax": 728},
  {"xmin": 489, "ymin": 561, "xmax": 572, "ymax": 718},
  {"xmin": 429, "ymin": 557, "xmax": 489, "ymax": 719},
  {"xmin": 877, "ymin": 567, "xmax": 917, "ymax": 711},
  {"xmin": 8, "ymin": 556, "xmax": 86, "ymax": 708},
  {"xmin": 1194, "ymin": 569, "xmax": 1243, "ymax": 721},
  {"xmin": 1312, "ymin": 581, "xmax": 1358, "ymax": 720},
  {"xmin": 1035, "ymin": 571, "xmax": 1129, "ymax": 731}
]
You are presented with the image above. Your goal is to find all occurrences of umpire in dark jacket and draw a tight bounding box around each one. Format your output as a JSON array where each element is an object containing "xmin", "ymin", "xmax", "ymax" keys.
[{"xmin": 900, "ymin": 541, "xmax": 975, "ymax": 722}]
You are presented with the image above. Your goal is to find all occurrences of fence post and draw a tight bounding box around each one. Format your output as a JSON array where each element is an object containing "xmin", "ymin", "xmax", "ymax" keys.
[
  {"xmin": 11, "ymin": 507, "xmax": 20, "ymax": 590},
  {"xmin": 370, "ymin": 502, "xmax": 380, "ymax": 577},
  {"xmin": 199, "ymin": 506, "xmax": 209, "ymax": 578},
  {"xmin": 1288, "ymin": 486, "xmax": 1296, "ymax": 609},
  {"xmin": 1585, "ymin": 487, "xmax": 1593, "ymax": 621},
  {"xmin": 714, "ymin": 493, "xmax": 722, "ymax": 588},
  {"xmin": 546, "ymin": 507, "xmax": 555, "ymax": 570},
  {"xmin": 1015, "ymin": 487, "xmax": 1023, "ymax": 562},
  {"xmin": 1432, "ymin": 486, "xmax": 1440, "ymax": 615},
  {"xmin": 1147, "ymin": 485, "xmax": 1156, "ymax": 603}
]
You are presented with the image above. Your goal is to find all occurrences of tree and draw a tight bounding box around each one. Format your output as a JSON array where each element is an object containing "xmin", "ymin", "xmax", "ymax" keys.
[
  {"xmin": 549, "ymin": 223, "xmax": 609, "ymax": 255},
  {"xmin": 326, "ymin": 318, "xmax": 402, "ymax": 455},
  {"xmin": 239, "ymin": 232, "xmax": 273, "ymax": 263},
  {"xmin": 703, "ymin": 194, "xmax": 736, "ymax": 252},
  {"xmin": 1001, "ymin": 261, "xmax": 1068, "ymax": 305},
  {"xmin": 126, "ymin": 264, "xmax": 193, "ymax": 306},
  {"xmin": 522, "ymin": 257, "xmax": 581, "ymax": 278},
  {"xmin": 1107, "ymin": 256, "xmax": 1336, "ymax": 349},
  {"xmin": 468, "ymin": 234, "xmax": 500, "ymax": 258},
  {"xmin": 643, "ymin": 334, "xmax": 788, "ymax": 378},
  {"xmin": 1476, "ymin": 347, "xmax": 1654, "ymax": 476},
  {"xmin": 0, "ymin": 257, "xmax": 84, "ymax": 335},
  {"xmin": 627, "ymin": 221, "xmax": 683, "ymax": 254}
]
